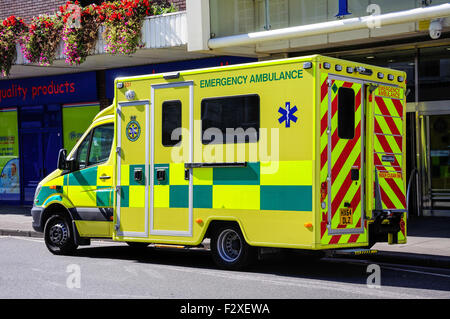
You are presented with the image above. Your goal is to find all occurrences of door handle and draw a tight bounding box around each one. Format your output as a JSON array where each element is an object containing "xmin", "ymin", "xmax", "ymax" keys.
[
  {"xmin": 99, "ymin": 175, "xmax": 111, "ymax": 180},
  {"xmin": 134, "ymin": 169, "xmax": 143, "ymax": 182}
]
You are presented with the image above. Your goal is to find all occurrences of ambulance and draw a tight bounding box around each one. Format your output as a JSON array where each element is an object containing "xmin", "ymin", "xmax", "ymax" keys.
[{"xmin": 32, "ymin": 55, "xmax": 408, "ymax": 270}]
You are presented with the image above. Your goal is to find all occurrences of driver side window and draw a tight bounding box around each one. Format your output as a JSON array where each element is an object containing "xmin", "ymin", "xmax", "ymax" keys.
[
  {"xmin": 75, "ymin": 123, "xmax": 114, "ymax": 170},
  {"xmin": 76, "ymin": 132, "xmax": 91, "ymax": 170}
]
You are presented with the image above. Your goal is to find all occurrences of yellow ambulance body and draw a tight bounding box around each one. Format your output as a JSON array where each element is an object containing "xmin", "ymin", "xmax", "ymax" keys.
[{"xmin": 32, "ymin": 55, "xmax": 408, "ymax": 269}]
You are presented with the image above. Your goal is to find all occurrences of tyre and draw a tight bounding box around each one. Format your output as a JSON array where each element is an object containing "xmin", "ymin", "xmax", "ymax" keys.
[
  {"xmin": 210, "ymin": 224, "xmax": 256, "ymax": 270},
  {"xmin": 44, "ymin": 214, "xmax": 78, "ymax": 255}
]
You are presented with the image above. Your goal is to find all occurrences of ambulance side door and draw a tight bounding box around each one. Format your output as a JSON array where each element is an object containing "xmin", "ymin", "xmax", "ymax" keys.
[{"xmin": 67, "ymin": 123, "xmax": 115, "ymax": 222}]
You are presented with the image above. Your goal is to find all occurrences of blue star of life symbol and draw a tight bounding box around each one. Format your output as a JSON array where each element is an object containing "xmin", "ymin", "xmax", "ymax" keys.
[
  {"xmin": 126, "ymin": 120, "xmax": 141, "ymax": 142},
  {"xmin": 129, "ymin": 124, "xmax": 138, "ymax": 138},
  {"xmin": 278, "ymin": 102, "xmax": 298, "ymax": 128}
]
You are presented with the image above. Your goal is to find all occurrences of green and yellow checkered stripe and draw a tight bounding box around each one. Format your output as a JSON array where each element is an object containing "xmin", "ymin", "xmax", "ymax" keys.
[
  {"xmin": 119, "ymin": 161, "xmax": 313, "ymax": 212},
  {"xmin": 36, "ymin": 166, "xmax": 114, "ymax": 208}
]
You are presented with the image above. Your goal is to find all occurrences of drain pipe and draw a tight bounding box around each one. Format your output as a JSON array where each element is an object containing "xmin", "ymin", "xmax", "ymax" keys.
[{"xmin": 208, "ymin": 3, "xmax": 450, "ymax": 49}]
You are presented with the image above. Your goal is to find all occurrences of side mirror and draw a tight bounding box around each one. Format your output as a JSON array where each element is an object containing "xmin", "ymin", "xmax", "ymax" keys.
[{"xmin": 57, "ymin": 149, "xmax": 67, "ymax": 170}]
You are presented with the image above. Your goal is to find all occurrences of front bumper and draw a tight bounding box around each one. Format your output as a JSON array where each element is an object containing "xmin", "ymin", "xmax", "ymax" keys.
[{"xmin": 31, "ymin": 206, "xmax": 45, "ymax": 232}]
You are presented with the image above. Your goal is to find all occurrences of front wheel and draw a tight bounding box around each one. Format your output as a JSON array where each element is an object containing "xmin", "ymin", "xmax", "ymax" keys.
[
  {"xmin": 44, "ymin": 215, "xmax": 78, "ymax": 255},
  {"xmin": 210, "ymin": 224, "xmax": 256, "ymax": 270}
]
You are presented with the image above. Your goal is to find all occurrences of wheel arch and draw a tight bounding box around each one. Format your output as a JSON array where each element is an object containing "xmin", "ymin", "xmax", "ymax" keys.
[
  {"xmin": 41, "ymin": 203, "xmax": 73, "ymax": 228},
  {"xmin": 204, "ymin": 219, "xmax": 243, "ymax": 240}
]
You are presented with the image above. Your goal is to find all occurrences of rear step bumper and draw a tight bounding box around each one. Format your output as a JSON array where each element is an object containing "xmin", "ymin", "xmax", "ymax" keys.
[{"xmin": 370, "ymin": 210, "xmax": 406, "ymax": 245}]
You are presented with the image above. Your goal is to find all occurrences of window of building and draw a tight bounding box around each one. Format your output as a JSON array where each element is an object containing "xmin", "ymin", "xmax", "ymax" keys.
[
  {"xmin": 337, "ymin": 87, "xmax": 355, "ymax": 140},
  {"xmin": 162, "ymin": 100, "xmax": 182, "ymax": 147},
  {"xmin": 419, "ymin": 46, "xmax": 450, "ymax": 102},
  {"xmin": 201, "ymin": 94, "xmax": 259, "ymax": 144}
]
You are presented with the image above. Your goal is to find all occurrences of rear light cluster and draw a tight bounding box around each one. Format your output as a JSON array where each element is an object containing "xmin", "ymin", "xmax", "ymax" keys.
[{"xmin": 320, "ymin": 181, "xmax": 327, "ymax": 209}]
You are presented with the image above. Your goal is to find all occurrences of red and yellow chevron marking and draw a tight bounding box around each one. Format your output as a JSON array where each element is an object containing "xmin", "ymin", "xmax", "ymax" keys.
[
  {"xmin": 319, "ymin": 74, "xmax": 367, "ymax": 246},
  {"xmin": 373, "ymin": 94, "xmax": 405, "ymax": 210},
  {"xmin": 320, "ymin": 73, "xmax": 329, "ymax": 241}
]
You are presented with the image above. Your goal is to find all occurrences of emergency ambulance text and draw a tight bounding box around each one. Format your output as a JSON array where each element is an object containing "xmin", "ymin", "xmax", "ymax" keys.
[{"xmin": 200, "ymin": 69, "xmax": 303, "ymax": 88}]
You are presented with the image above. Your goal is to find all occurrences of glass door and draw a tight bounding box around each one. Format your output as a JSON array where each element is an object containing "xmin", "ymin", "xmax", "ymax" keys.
[{"xmin": 428, "ymin": 114, "xmax": 450, "ymax": 211}]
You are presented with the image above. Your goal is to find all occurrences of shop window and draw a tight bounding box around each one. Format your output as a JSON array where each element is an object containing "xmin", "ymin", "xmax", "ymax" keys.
[
  {"xmin": 162, "ymin": 100, "xmax": 182, "ymax": 147},
  {"xmin": 63, "ymin": 104, "xmax": 100, "ymax": 153},
  {"xmin": 337, "ymin": 87, "xmax": 355, "ymax": 140},
  {"xmin": 429, "ymin": 115, "xmax": 450, "ymax": 190},
  {"xmin": 0, "ymin": 108, "xmax": 20, "ymax": 202},
  {"xmin": 201, "ymin": 94, "xmax": 259, "ymax": 144}
]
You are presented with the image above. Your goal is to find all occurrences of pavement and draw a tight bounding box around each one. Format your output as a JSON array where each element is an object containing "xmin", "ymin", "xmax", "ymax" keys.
[{"xmin": 0, "ymin": 205, "xmax": 449, "ymax": 268}]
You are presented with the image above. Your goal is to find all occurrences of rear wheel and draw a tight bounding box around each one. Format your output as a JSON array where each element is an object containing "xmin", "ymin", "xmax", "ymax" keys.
[
  {"xmin": 210, "ymin": 224, "xmax": 256, "ymax": 270},
  {"xmin": 44, "ymin": 215, "xmax": 78, "ymax": 255}
]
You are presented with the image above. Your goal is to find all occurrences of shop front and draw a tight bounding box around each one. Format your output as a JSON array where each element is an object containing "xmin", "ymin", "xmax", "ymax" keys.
[{"xmin": 0, "ymin": 72, "xmax": 99, "ymax": 205}]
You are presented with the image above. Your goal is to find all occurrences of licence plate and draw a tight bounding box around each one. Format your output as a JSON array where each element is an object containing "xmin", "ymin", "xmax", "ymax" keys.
[{"xmin": 339, "ymin": 207, "xmax": 353, "ymax": 225}]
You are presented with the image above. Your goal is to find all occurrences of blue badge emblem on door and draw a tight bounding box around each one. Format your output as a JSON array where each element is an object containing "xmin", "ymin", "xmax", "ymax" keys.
[{"xmin": 126, "ymin": 117, "xmax": 141, "ymax": 142}]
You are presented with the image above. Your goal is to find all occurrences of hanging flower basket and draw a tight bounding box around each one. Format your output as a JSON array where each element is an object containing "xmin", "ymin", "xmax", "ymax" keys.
[
  {"xmin": 60, "ymin": 2, "xmax": 102, "ymax": 65},
  {"xmin": 0, "ymin": 16, "xmax": 27, "ymax": 76},
  {"xmin": 20, "ymin": 14, "xmax": 64, "ymax": 66},
  {"xmin": 99, "ymin": 0, "xmax": 176, "ymax": 56}
]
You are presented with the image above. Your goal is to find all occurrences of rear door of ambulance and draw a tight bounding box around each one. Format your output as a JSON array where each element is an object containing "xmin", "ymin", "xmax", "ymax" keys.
[
  {"xmin": 320, "ymin": 75, "xmax": 366, "ymax": 246},
  {"xmin": 368, "ymin": 85, "xmax": 407, "ymax": 242}
]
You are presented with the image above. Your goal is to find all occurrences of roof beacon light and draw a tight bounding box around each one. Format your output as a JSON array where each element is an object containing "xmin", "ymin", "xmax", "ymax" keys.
[
  {"xmin": 163, "ymin": 72, "xmax": 180, "ymax": 80},
  {"xmin": 303, "ymin": 62, "xmax": 313, "ymax": 69},
  {"xmin": 356, "ymin": 66, "xmax": 373, "ymax": 76}
]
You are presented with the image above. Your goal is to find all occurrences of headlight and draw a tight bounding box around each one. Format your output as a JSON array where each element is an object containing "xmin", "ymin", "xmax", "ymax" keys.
[{"xmin": 33, "ymin": 185, "xmax": 42, "ymax": 205}]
